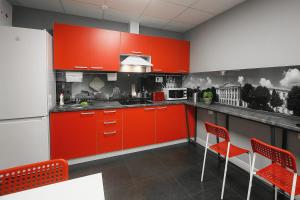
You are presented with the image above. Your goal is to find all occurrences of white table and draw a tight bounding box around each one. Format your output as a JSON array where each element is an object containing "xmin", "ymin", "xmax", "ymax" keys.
[{"xmin": 0, "ymin": 173, "xmax": 105, "ymax": 200}]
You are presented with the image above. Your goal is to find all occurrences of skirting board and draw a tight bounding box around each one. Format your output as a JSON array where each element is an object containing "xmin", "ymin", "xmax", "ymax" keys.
[{"xmin": 68, "ymin": 139, "xmax": 187, "ymax": 165}]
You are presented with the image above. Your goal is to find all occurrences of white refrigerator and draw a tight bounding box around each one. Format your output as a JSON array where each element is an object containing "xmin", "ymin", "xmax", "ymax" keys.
[{"xmin": 0, "ymin": 26, "xmax": 56, "ymax": 170}]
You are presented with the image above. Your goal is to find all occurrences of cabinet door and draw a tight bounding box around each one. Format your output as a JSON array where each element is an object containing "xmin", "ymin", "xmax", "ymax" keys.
[
  {"xmin": 54, "ymin": 23, "xmax": 91, "ymax": 70},
  {"xmin": 50, "ymin": 111, "xmax": 97, "ymax": 160},
  {"xmin": 120, "ymin": 32, "xmax": 152, "ymax": 55},
  {"xmin": 123, "ymin": 107, "xmax": 155, "ymax": 149},
  {"xmin": 177, "ymin": 41, "xmax": 190, "ymax": 74},
  {"xmin": 97, "ymin": 109, "xmax": 123, "ymax": 153},
  {"xmin": 156, "ymin": 105, "xmax": 187, "ymax": 143},
  {"xmin": 151, "ymin": 37, "xmax": 177, "ymax": 73},
  {"xmin": 91, "ymin": 28, "xmax": 120, "ymax": 71}
]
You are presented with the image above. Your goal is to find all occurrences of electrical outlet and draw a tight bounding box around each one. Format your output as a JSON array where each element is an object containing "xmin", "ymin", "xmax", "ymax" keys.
[
  {"xmin": 155, "ymin": 77, "xmax": 163, "ymax": 83},
  {"xmin": 297, "ymin": 133, "xmax": 300, "ymax": 140}
]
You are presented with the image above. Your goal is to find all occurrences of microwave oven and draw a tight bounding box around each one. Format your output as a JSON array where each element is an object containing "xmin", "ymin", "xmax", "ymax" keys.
[{"xmin": 163, "ymin": 88, "xmax": 187, "ymax": 100}]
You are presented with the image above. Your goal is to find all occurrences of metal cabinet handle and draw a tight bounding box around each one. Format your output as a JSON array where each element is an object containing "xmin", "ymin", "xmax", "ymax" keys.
[
  {"xmin": 74, "ymin": 66, "xmax": 88, "ymax": 69},
  {"xmin": 131, "ymin": 51, "xmax": 142, "ymax": 54},
  {"xmin": 80, "ymin": 112, "xmax": 95, "ymax": 115},
  {"xmin": 104, "ymin": 131, "xmax": 117, "ymax": 135},
  {"xmin": 157, "ymin": 107, "xmax": 167, "ymax": 110},
  {"xmin": 90, "ymin": 66, "xmax": 103, "ymax": 70},
  {"xmin": 144, "ymin": 108, "xmax": 155, "ymax": 111},
  {"xmin": 104, "ymin": 110, "xmax": 116, "ymax": 114},
  {"xmin": 104, "ymin": 121, "xmax": 116, "ymax": 125}
]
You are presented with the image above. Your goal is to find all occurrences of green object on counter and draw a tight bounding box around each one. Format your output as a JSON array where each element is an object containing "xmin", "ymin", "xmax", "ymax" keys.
[{"xmin": 80, "ymin": 101, "xmax": 89, "ymax": 106}]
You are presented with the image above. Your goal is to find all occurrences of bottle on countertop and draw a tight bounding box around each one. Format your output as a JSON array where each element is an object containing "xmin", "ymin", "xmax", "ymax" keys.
[{"xmin": 59, "ymin": 93, "xmax": 64, "ymax": 106}]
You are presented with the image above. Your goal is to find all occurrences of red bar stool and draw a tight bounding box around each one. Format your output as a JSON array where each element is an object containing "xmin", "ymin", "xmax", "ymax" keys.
[
  {"xmin": 0, "ymin": 159, "xmax": 68, "ymax": 196},
  {"xmin": 247, "ymin": 138, "xmax": 300, "ymax": 200},
  {"xmin": 201, "ymin": 122, "xmax": 250, "ymax": 200}
]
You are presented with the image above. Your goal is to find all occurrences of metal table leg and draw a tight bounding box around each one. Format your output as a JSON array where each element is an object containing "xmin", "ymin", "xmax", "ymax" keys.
[
  {"xmin": 270, "ymin": 126, "xmax": 276, "ymax": 146},
  {"xmin": 282, "ymin": 129, "xmax": 288, "ymax": 150}
]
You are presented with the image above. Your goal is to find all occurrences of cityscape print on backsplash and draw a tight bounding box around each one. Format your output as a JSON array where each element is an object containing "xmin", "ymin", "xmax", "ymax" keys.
[{"xmin": 183, "ymin": 66, "xmax": 300, "ymax": 117}]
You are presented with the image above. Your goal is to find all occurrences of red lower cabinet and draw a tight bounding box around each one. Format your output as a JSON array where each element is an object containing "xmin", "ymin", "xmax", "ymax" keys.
[
  {"xmin": 123, "ymin": 107, "xmax": 156, "ymax": 149},
  {"xmin": 156, "ymin": 105, "xmax": 187, "ymax": 143},
  {"xmin": 50, "ymin": 111, "xmax": 97, "ymax": 160},
  {"xmin": 97, "ymin": 109, "xmax": 123, "ymax": 153}
]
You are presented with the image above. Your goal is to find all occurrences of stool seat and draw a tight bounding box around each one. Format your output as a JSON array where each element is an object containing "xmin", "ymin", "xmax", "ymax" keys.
[
  {"xmin": 210, "ymin": 141, "xmax": 249, "ymax": 158},
  {"xmin": 257, "ymin": 163, "xmax": 300, "ymax": 195}
]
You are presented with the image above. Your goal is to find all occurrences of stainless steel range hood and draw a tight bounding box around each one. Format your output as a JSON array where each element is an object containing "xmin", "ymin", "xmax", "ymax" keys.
[{"xmin": 120, "ymin": 55, "xmax": 153, "ymax": 73}]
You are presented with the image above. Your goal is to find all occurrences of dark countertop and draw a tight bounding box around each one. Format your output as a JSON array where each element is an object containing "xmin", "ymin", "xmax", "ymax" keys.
[
  {"xmin": 186, "ymin": 102, "xmax": 300, "ymax": 133},
  {"xmin": 51, "ymin": 100, "xmax": 187, "ymax": 112},
  {"xmin": 51, "ymin": 100, "xmax": 300, "ymax": 133}
]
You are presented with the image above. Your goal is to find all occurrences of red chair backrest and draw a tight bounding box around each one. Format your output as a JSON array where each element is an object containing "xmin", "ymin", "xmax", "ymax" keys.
[
  {"xmin": 251, "ymin": 138, "xmax": 297, "ymax": 172},
  {"xmin": 205, "ymin": 122, "xmax": 230, "ymax": 142},
  {"xmin": 0, "ymin": 159, "xmax": 68, "ymax": 196}
]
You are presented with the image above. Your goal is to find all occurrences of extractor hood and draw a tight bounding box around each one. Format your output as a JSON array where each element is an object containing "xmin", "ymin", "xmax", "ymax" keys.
[
  {"xmin": 119, "ymin": 21, "xmax": 153, "ymax": 73},
  {"xmin": 120, "ymin": 55, "xmax": 153, "ymax": 73}
]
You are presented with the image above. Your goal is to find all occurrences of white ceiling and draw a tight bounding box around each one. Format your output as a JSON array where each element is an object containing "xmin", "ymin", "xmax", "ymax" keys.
[{"xmin": 9, "ymin": 0, "xmax": 246, "ymax": 32}]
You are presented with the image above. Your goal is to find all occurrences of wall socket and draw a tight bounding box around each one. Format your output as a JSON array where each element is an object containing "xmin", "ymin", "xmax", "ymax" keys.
[
  {"xmin": 155, "ymin": 77, "xmax": 163, "ymax": 83},
  {"xmin": 297, "ymin": 133, "xmax": 300, "ymax": 140}
]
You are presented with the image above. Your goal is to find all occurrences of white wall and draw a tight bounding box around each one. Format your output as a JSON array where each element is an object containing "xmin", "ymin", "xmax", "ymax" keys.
[
  {"xmin": 185, "ymin": 0, "xmax": 300, "ymax": 72},
  {"xmin": 0, "ymin": 0, "xmax": 12, "ymax": 26}
]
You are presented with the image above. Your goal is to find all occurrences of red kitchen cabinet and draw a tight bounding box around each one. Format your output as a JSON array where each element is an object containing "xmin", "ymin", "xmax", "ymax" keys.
[
  {"xmin": 151, "ymin": 37, "xmax": 177, "ymax": 73},
  {"xmin": 91, "ymin": 28, "xmax": 120, "ymax": 71},
  {"xmin": 178, "ymin": 41, "xmax": 190, "ymax": 73},
  {"xmin": 120, "ymin": 32, "xmax": 153, "ymax": 55},
  {"xmin": 54, "ymin": 23, "xmax": 91, "ymax": 71},
  {"xmin": 151, "ymin": 38, "xmax": 190, "ymax": 73},
  {"xmin": 123, "ymin": 107, "xmax": 156, "ymax": 149},
  {"xmin": 97, "ymin": 109, "xmax": 123, "ymax": 153},
  {"xmin": 156, "ymin": 105, "xmax": 187, "ymax": 143},
  {"xmin": 54, "ymin": 23, "xmax": 120, "ymax": 71},
  {"xmin": 50, "ymin": 111, "xmax": 97, "ymax": 160}
]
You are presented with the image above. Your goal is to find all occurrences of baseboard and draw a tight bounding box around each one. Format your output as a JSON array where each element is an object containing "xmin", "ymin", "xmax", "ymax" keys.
[{"xmin": 68, "ymin": 139, "xmax": 187, "ymax": 165}]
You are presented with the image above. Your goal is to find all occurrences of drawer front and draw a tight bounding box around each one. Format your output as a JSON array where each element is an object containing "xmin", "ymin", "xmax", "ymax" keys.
[
  {"xmin": 102, "ymin": 109, "xmax": 122, "ymax": 121},
  {"xmin": 97, "ymin": 109, "xmax": 123, "ymax": 153}
]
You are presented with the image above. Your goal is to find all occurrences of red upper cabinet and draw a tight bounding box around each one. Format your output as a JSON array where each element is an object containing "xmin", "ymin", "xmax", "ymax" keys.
[
  {"xmin": 90, "ymin": 28, "xmax": 120, "ymax": 71},
  {"xmin": 177, "ymin": 41, "xmax": 190, "ymax": 73},
  {"xmin": 54, "ymin": 23, "xmax": 91, "ymax": 71},
  {"xmin": 156, "ymin": 105, "xmax": 187, "ymax": 143},
  {"xmin": 151, "ymin": 37, "xmax": 177, "ymax": 73},
  {"xmin": 151, "ymin": 38, "xmax": 190, "ymax": 73},
  {"xmin": 50, "ymin": 111, "xmax": 97, "ymax": 160},
  {"xmin": 120, "ymin": 32, "xmax": 153, "ymax": 55},
  {"xmin": 54, "ymin": 23, "xmax": 120, "ymax": 71},
  {"xmin": 123, "ymin": 107, "xmax": 156, "ymax": 149}
]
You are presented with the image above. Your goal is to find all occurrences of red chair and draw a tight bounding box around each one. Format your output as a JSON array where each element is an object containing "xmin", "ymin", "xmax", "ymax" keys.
[
  {"xmin": 0, "ymin": 159, "xmax": 68, "ymax": 196},
  {"xmin": 247, "ymin": 138, "xmax": 300, "ymax": 200},
  {"xmin": 201, "ymin": 122, "xmax": 250, "ymax": 200}
]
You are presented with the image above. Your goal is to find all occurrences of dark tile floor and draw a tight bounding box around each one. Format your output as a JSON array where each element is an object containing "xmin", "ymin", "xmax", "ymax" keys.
[{"xmin": 69, "ymin": 143, "xmax": 289, "ymax": 200}]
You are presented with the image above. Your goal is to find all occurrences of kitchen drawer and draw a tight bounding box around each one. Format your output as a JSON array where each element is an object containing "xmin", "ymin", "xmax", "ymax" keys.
[
  {"xmin": 101, "ymin": 109, "xmax": 122, "ymax": 121},
  {"xmin": 97, "ymin": 114, "xmax": 122, "ymax": 154}
]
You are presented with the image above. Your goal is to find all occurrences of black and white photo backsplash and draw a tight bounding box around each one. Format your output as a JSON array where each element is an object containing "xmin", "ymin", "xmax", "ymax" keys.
[
  {"xmin": 183, "ymin": 66, "xmax": 300, "ymax": 117},
  {"xmin": 56, "ymin": 72, "xmax": 183, "ymax": 104}
]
